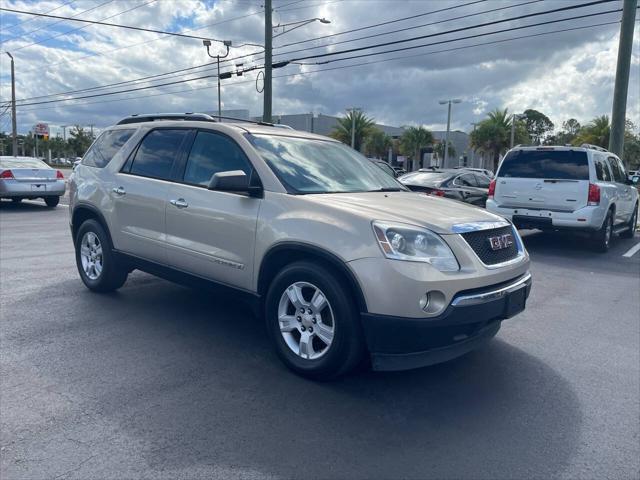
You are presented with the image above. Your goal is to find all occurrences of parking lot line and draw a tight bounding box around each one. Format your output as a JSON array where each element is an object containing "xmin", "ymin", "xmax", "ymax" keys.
[{"xmin": 622, "ymin": 241, "xmax": 640, "ymax": 258}]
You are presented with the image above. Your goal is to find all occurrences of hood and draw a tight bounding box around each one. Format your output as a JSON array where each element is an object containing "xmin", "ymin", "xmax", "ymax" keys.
[{"xmin": 306, "ymin": 191, "xmax": 505, "ymax": 234}]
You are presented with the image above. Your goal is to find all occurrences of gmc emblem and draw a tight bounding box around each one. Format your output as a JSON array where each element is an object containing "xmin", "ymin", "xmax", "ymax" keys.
[{"xmin": 488, "ymin": 234, "xmax": 514, "ymax": 251}]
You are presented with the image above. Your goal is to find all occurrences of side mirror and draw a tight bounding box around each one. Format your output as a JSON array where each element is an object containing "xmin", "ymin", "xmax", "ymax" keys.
[{"xmin": 208, "ymin": 170, "xmax": 263, "ymax": 197}]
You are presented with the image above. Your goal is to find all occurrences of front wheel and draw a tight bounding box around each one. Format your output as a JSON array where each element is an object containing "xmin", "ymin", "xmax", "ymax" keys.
[
  {"xmin": 44, "ymin": 196, "xmax": 59, "ymax": 207},
  {"xmin": 620, "ymin": 205, "xmax": 638, "ymax": 239},
  {"xmin": 265, "ymin": 261, "xmax": 366, "ymax": 380},
  {"xmin": 75, "ymin": 219, "xmax": 128, "ymax": 292},
  {"xmin": 592, "ymin": 210, "xmax": 613, "ymax": 253}
]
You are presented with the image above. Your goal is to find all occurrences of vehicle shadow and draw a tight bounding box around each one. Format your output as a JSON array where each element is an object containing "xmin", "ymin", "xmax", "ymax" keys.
[
  {"xmin": 0, "ymin": 199, "xmax": 55, "ymax": 211},
  {"xmin": 4, "ymin": 276, "xmax": 583, "ymax": 479}
]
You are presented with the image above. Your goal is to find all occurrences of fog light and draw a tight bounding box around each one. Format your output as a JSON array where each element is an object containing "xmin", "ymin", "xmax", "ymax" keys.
[{"xmin": 420, "ymin": 290, "xmax": 446, "ymax": 314}]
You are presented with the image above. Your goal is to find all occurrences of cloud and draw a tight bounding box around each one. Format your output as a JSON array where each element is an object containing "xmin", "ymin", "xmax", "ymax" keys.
[{"xmin": 0, "ymin": 0, "xmax": 638, "ymax": 136}]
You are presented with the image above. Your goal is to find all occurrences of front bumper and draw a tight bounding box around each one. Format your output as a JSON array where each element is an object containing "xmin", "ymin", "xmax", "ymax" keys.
[{"xmin": 362, "ymin": 272, "xmax": 532, "ymax": 371}]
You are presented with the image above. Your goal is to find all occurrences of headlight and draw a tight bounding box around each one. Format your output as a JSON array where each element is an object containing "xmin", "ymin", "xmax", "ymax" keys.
[{"xmin": 372, "ymin": 221, "xmax": 459, "ymax": 272}]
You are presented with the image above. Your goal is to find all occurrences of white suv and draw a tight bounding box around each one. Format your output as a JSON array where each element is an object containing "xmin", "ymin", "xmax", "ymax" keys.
[
  {"xmin": 487, "ymin": 145, "xmax": 638, "ymax": 252},
  {"xmin": 69, "ymin": 114, "xmax": 532, "ymax": 379}
]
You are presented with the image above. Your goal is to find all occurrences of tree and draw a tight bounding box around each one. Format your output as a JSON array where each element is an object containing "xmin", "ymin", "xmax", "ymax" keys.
[
  {"xmin": 563, "ymin": 118, "xmax": 581, "ymax": 136},
  {"xmin": 433, "ymin": 140, "xmax": 456, "ymax": 162},
  {"xmin": 363, "ymin": 128, "xmax": 392, "ymax": 159},
  {"xmin": 573, "ymin": 115, "xmax": 610, "ymax": 148},
  {"xmin": 522, "ymin": 109, "xmax": 554, "ymax": 144},
  {"xmin": 470, "ymin": 108, "xmax": 527, "ymax": 171},
  {"xmin": 330, "ymin": 110, "xmax": 375, "ymax": 151},
  {"xmin": 400, "ymin": 126, "xmax": 434, "ymax": 171},
  {"xmin": 67, "ymin": 125, "xmax": 94, "ymax": 156}
]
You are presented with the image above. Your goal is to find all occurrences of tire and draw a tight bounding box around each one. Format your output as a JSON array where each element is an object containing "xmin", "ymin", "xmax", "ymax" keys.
[
  {"xmin": 620, "ymin": 205, "xmax": 638, "ymax": 239},
  {"xmin": 265, "ymin": 261, "xmax": 366, "ymax": 380},
  {"xmin": 75, "ymin": 219, "xmax": 128, "ymax": 292},
  {"xmin": 44, "ymin": 196, "xmax": 59, "ymax": 207},
  {"xmin": 592, "ymin": 210, "xmax": 613, "ymax": 253}
]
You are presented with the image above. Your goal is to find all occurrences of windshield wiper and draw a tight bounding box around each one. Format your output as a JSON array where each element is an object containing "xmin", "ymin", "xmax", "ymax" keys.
[{"xmin": 367, "ymin": 187, "xmax": 405, "ymax": 192}]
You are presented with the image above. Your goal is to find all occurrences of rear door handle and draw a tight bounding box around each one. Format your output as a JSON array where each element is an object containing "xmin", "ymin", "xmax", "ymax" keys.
[
  {"xmin": 170, "ymin": 198, "xmax": 189, "ymax": 209},
  {"xmin": 112, "ymin": 186, "xmax": 126, "ymax": 196}
]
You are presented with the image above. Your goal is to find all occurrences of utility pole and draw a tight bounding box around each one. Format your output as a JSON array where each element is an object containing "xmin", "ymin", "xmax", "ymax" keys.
[
  {"xmin": 439, "ymin": 99, "xmax": 461, "ymax": 168},
  {"xmin": 608, "ymin": 0, "xmax": 637, "ymax": 160},
  {"xmin": 61, "ymin": 125, "xmax": 68, "ymax": 141},
  {"xmin": 263, "ymin": 0, "xmax": 273, "ymax": 123},
  {"xmin": 88, "ymin": 124, "xmax": 94, "ymax": 138},
  {"xmin": 6, "ymin": 52, "xmax": 17, "ymax": 156},
  {"xmin": 346, "ymin": 107, "xmax": 361, "ymax": 149},
  {"xmin": 510, "ymin": 113, "xmax": 525, "ymax": 149}
]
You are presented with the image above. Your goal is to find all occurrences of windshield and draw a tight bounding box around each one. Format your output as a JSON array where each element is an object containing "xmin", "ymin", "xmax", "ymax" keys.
[
  {"xmin": 499, "ymin": 150, "xmax": 589, "ymax": 180},
  {"xmin": 248, "ymin": 134, "xmax": 406, "ymax": 194}
]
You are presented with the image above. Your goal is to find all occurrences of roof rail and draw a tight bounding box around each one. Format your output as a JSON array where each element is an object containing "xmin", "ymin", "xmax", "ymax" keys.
[
  {"xmin": 116, "ymin": 113, "xmax": 216, "ymax": 125},
  {"xmin": 580, "ymin": 143, "xmax": 608, "ymax": 152}
]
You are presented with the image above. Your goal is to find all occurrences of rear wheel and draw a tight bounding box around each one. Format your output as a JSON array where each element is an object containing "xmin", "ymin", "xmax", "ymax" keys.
[
  {"xmin": 44, "ymin": 196, "xmax": 59, "ymax": 207},
  {"xmin": 593, "ymin": 210, "xmax": 613, "ymax": 253},
  {"xmin": 620, "ymin": 205, "xmax": 638, "ymax": 239},
  {"xmin": 265, "ymin": 261, "xmax": 366, "ymax": 380},
  {"xmin": 75, "ymin": 219, "xmax": 128, "ymax": 292}
]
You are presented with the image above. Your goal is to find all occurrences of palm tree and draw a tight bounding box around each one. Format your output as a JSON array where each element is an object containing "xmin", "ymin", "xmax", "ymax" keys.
[
  {"xmin": 573, "ymin": 115, "xmax": 610, "ymax": 148},
  {"xmin": 400, "ymin": 126, "xmax": 434, "ymax": 171},
  {"xmin": 433, "ymin": 140, "xmax": 456, "ymax": 163},
  {"xmin": 470, "ymin": 108, "xmax": 527, "ymax": 171},
  {"xmin": 330, "ymin": 110, "xmax": 375, "ymax": 151},
  {"xmin": 364, "ymin": 128, "xmax": 392, "ymax": 159}
]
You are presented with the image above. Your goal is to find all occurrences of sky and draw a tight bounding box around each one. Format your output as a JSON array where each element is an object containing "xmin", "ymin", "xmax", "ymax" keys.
[{"xmin": 0, "ymin": 0, "xmax": 638, "ymax": 137}]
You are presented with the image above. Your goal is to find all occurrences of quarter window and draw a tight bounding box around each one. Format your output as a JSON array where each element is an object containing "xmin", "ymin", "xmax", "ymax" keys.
[
  {"xmin": 183, "ymin": 131, "xmax": 252, "ymax": 186},
  {"xmin": 594, "ymin": 158, "xmax": 612, "ymax": 182},
  {"xmin": 474, "ymin": 174, "xmax": 491, "ymax": 188},
  {"xmin": 83, "ymin": 129, "xmax": 135, "ymax": 168},
  {"xmin": 129, "ymin": 129, "xmax": 189, "ymax": 181},
  {"xmin": 453, "ymin": 174, "xmax": 477, "ymax": 187}
]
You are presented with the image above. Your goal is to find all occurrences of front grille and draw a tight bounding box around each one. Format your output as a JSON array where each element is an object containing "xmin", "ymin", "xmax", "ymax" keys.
[{"xmin": 461, "ymin": 226, "xmax": 519, "ymax": 265}]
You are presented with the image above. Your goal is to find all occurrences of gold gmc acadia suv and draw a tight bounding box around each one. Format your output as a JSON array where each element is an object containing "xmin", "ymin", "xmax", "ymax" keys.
[{"xmin": 69, "ymin": 113, "xmax": 532, "ymax": 379}]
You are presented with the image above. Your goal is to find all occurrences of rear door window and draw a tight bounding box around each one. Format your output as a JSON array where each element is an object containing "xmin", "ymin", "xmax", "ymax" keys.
[
  {"xmin": 83, "ymin": 129, "xmax": 135, "ymax": 168},
  {"xmin": 606, "ymin": 157, "xmax": 625, "ymax": 183},
  {"xmin": 453, "ymin": 174, "xmax": 477, "ymax": 187},
  {"xmin": 474, "ymin": 174, "xmax": 491, "ymax": 188},
  {"xmin": 499, "ymin": 150, "xmax": 589, "ymax": 180},
  {"xmin": 128, "ymin": 129, "xmax": 190, "ymax": 181}
]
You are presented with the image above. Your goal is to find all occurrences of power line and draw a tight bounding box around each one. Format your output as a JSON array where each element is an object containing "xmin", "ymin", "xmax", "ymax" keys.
[
  {"xmin": 4, "ymin": 0, "xmax": 158, "ymax": 53},
  {"xmin": 285, "ymin": 0, "xmax": 618, "ymax": 62},
  {"xmin": 1, "ymin": 0, "xmax": 115, "ymax": 44},
  {"xmin": 13, "ymin": 19, "xmax": 622, "ymax": 116},
  {"xmin": 0, "ymin": 4, "xmax": 231, "ymax": 46},
  {"xmin": 12, "ymin": 6, "xmax": 622, "ymax": 108},
  {"xmin": 6, "ymin": 0, "xmax": 583, "ymax": 102},
  {"xmin": 1, "ymin": 0, "xmax": 76, "ymax": 32}
]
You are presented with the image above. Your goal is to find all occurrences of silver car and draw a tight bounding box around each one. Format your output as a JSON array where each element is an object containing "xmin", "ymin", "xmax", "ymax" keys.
[
  {"xmin": 0, "ymin": 156, "xmax": 66, "ymax": 207},
  {"xmin": 69, "ymin": 114, "xmax": 532, "ymax": 379}
]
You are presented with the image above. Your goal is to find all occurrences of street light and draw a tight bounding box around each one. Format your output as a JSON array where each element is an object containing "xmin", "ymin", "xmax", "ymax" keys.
[
  {"xmin": 510, "ymin": 113, "xmax": 526, "ymax": 148},
  {"xmin": 203, "ymin": 39, "xmax": 232, "ymax": 120},
  {"xmin": 438, "ymin": 98, "xmax": 462, "ymax": 167},
  {"xmin": 346, "ymin": 107, "xmax": 361, "ymax": 149},
  {"xmin": 273, "ymin": 17, "xmax": 331, "ymax": 38}
]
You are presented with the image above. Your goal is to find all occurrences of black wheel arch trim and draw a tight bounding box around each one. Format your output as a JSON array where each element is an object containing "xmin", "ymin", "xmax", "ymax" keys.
[
  {"xmin": 258, "ymin": 241, "xmax": 368, "ymax": 313},
  {"xmin": 71, "ymin": 202, "xmax": 114, "ymax": 247}
]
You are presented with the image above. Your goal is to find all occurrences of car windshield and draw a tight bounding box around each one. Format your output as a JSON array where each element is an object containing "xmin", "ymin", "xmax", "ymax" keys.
[
  {"xmin": 399, "ymin": 171, "xmax": 452, "ymax": 185},
  {"xmin": 248, "ymin": 134, "xmax": 406, "ymax": 194},
  {"xmin": 0, "ymin": 157, "xmax": 50, "ymax": 169},
  {"xmin": 499, "ymin": 150, "xmax": 589, "ymax": 180}
]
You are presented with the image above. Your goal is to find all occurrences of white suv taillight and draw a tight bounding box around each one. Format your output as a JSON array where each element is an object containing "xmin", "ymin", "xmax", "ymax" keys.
[
  {"xmin": 588, "ymin": 183, "xmax": 600, "ymax": 206},
  {"xmin": 488, "ymin": 179, "xmax": 496, "ymax": 199}
]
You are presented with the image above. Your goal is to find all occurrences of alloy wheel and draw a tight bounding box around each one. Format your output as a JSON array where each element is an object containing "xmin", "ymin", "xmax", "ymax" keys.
[
  {"xmin": 80, "ymin": 232, "xmax": 103, "ymax": 280},
  {"xmin": 277, "ymin": 281, "xmax": 335, "ymax": 360}
]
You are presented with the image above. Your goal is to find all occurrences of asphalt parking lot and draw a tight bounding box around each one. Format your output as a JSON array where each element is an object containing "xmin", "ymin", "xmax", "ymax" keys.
[{"xmin": 1, "ymin": 199, "xmax": 639, "ymax": 480}]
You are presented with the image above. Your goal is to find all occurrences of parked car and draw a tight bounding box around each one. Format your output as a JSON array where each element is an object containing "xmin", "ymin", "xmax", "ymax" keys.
[
  {"xmin": 399, "ymin": 168, "xmax": 492, "ymax": 207},
  {"xmin": 392, "ymin": 166, "xmax": 406, "ymax": 176},
  {"xmin": 69, "ymin": 113, "xmax": 531, "ymax": 379},
  {"xmin": 486, "ymin": 144, "xmax": 638, "ymax": 252},
  {"xmin": 628, "ymin": 169, "xmax": 639, "ymax": 181},
  {"xmin": 0, "ymin": 156, "xmax": 66, "ymax": 207},
  {"xmin": 369, "ymin": 158, "xmax": 398, "ymax": 177},
  {"xmin": 454, "ymin": 166, "xmax": 495, "ymax": 178}
]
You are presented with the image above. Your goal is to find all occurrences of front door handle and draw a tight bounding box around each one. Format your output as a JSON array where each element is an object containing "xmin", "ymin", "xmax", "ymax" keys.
[
  {"xmin": 112, "ymin": 186, "xmax": 126, "ymax": 196},
  {"xmin": 170, "ymin": 198, "xmax": 189, "ymax": 209}
]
